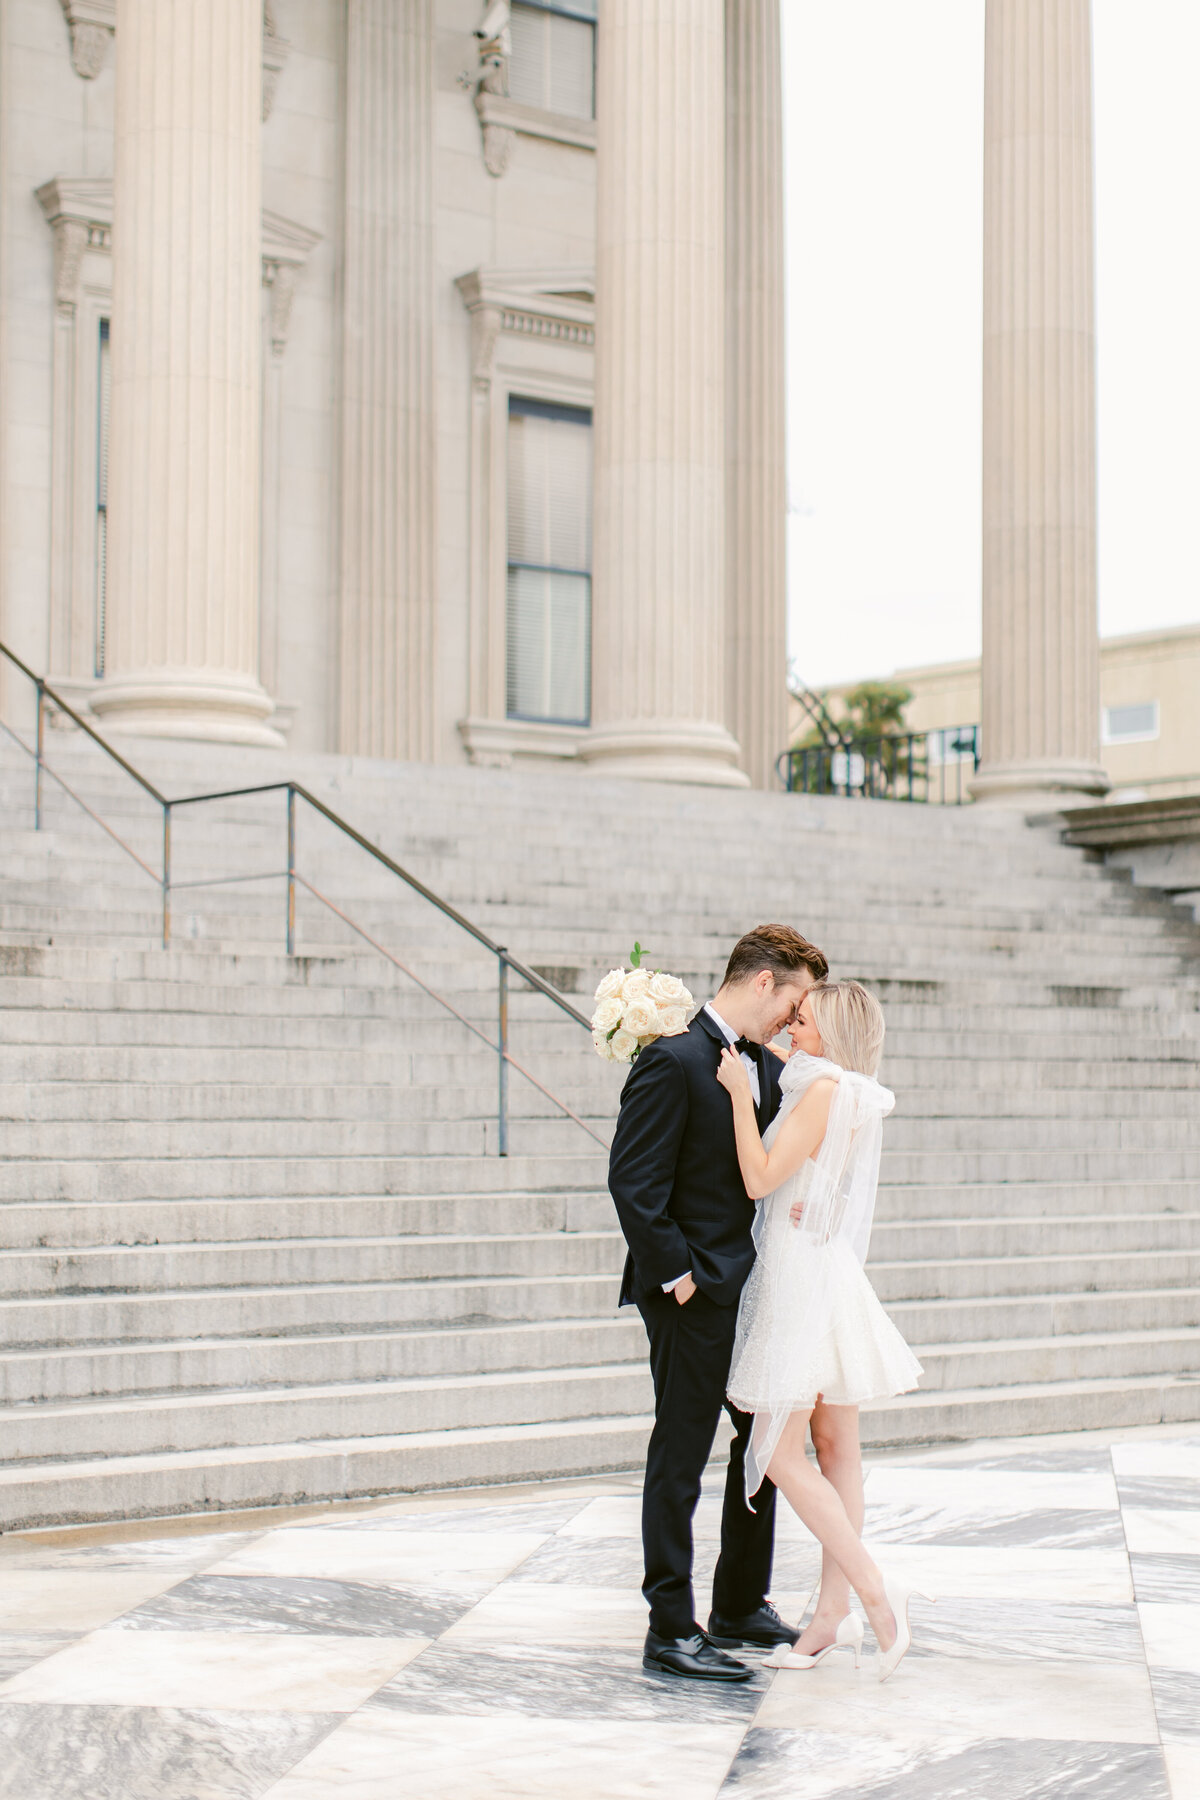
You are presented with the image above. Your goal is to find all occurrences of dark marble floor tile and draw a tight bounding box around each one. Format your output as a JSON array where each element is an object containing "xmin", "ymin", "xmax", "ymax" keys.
[
  {"xmin": 367, "ymin": 1640, "xmax": 766, "ymax": 1724},
  {"xmin": 911, "ymin": 1448, "xmax": 1114, "ymax": 1474},
  {"xmin": 0, "ymin": 1703, "xmax": 340, "ymax": 1800},
  {"xmin": 506, "ymin": 1535, "xmax": 648, "ymax": 1588},
  {"xmin": 865, "ymin": 1503, "xmax": 1125, "ymax": 1550},
  {"xmin": 719, "ymin": 1731, "xmax": 1169, "ymax": 1800},
  {"xmin": 904, "ymin": 1599, "xmax": 1144, "ymax": 1665},
  {"xmin": 107, "ymin": 1574, "xmax": 484, "ymax": 1638},
  {"xmin": 1118, "ymin": 1478, "xmax": 1200, "ymax": 1512},
  {"xmin": 0, "ymin": 1636, "xmax": 75, "ymax": 1682},
  {"xmin": 318, "ymin": 1498, "xmax": 594, "ymax": 1535},
  {"xmin": 1130, "ymin": 1554, "xmax": 1200, "ymax": 1606},
  {"xmin": 1150, "ymin": 1666, "xmax": 1200, "ymax": 1741}
]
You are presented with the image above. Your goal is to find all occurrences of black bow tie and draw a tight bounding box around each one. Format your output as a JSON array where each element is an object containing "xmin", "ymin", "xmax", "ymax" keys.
[{"xmin": 732, "ymin": 1037, "xmax": 757, "ymax": 1057}]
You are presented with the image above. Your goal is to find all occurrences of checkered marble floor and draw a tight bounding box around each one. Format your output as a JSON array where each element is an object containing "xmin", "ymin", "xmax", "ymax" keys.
[{"xmin": 1, "ymin": 1425, "xmax": 1198, "ymax": 1800}]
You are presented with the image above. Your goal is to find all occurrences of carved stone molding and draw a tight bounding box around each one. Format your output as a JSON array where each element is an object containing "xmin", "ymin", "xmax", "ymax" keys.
[
  {"xmin": 58, "ymin": 0, "xmax": 288, "ymax": 110},
  {"xmin": 58, "ymin": 1, "xmax": 115, "ymax": 79},
  {"xmin": 36, "ymin": 178, "xmax": 113, "ymax": 312},
  {"xmin": 262, "ymin": 210, "xmax": 321, "ymax": 355},
  {"xmin": 456, "ymin": 266, "xmax": 595, "ymax": 388},
  {"xmin": 37, "ymin": 180, "xmax": 318, "ymax": 347}
]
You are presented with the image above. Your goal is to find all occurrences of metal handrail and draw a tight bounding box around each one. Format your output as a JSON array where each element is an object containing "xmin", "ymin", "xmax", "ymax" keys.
[
  {"xmin": 777, "ymin": 725, "xmax": 981, "ymax": 806},
  {"xmin": 0, "ymin": 640, "xmax": 606, "ymax": 1154}
]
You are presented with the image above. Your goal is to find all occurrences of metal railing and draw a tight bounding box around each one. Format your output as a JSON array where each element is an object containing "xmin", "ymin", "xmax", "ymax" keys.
[
  {"xmin": 0, "ymin": 641, "xmax": 607, "ymax": 1155},
  {"xmin": 777, "ymin": 726, "xmax": 981, "ymax": 805}
]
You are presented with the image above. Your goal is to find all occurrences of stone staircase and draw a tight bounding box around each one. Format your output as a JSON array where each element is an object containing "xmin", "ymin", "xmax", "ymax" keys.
[{"xmin": 2, "ymin": 723, "xmax": 1200, "ymax": 1529}]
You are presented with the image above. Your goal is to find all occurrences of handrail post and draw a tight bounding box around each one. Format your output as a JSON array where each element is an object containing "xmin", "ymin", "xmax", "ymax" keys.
[
  {"xmin": 286, "ymin": 785, "xmax": 296, "ymax": 956},
  {"xmin": 161, "ymin": 803, "xmax": 172, "ymax": 948},
  {"xmin": 34, "ymin": 682, "xmax": 44, "ymax": 830},
  {"xmin": 497, "ymin": 947, "xmax": 509, "ymax": 1158}
]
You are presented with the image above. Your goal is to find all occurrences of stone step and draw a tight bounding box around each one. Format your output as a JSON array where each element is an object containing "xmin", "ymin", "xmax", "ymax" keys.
[
  {"xmin": 870, "ymin": 1246, "xmax": 1200, "ymax": 1302},
  {"xmin": 4, "ymin": 1370, "xmax": 1200, "ymax": 1531},
  {"xmin": 3, "ymin": 1178, "xmax": 1196, "ymax": 1250}
]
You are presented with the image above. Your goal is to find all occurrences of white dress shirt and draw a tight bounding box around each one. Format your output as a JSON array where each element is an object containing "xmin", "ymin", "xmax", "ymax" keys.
[{"xmin": 663, "ymin": 1003, "xmax": 761, "ymax": 1293}]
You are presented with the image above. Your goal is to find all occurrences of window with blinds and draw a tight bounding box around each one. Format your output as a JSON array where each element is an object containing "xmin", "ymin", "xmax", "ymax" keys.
[
  {"xmin": 94, "ymin": 317, "xmax": 111, "ymax": 679},
  {"xmin": 508, "ymin": 0, "xmax": 596, "ymax": 120},
  {"xmin": 506, "ymin": 397, "xmax": 592, "ymax": 727}
]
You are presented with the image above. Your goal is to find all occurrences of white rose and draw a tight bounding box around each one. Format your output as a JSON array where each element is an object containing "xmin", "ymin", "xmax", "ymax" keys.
[
  {"xmin": 592, "ymin": 1029, "xmax": 616, "ymax": 1061},
  {"xmin": 610, "ymin": 1028, "xmax": 639, "ymax": 1061},
  {"xmin": 622, "ymin": 996, "xmax": 659, "ymax": 1037},
  {"xmin": 621, "ymin": 969, "xmax": 651, "ymax": 1002},
  {"xmin": 658, "ymin": 1006, "xmax": 688, "ymax": 1036},
  {"xmin": 591, "ymin": 997, "xmax": 623, "ymax": 1033},
  {"xmin": 594, "ymin": 968, "xmax": 626, "ymax": 1001},
  {"xmin": 648, "ymin": 971, "xmax": 687, "ymax": 1004}
]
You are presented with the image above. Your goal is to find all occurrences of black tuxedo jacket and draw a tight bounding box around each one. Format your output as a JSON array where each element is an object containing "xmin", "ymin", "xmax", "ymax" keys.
[{"xmin": 608, "ymin": 1008, "xmax": 784, "ymax": 1308}]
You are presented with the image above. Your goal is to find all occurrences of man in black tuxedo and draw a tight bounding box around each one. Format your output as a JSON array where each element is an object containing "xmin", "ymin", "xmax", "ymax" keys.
[{"xmin": 608, "ymin": 924, "xmax": 829, "ymax": 1682}]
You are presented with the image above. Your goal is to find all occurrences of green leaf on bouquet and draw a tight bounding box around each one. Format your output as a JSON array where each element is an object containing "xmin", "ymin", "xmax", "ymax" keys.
[{"xmin": 630, "ymin": 941, "xmax": 643, "ymax": 967}]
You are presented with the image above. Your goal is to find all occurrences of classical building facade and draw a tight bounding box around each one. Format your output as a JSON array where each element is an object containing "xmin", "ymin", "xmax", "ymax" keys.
[
  {"xmin": 0, "ymin": 0, "xmax": 1111, "ymax": 800},
  {"xmin": 0, "ymin": 0, "xmax": 786, "ymax": 789}
]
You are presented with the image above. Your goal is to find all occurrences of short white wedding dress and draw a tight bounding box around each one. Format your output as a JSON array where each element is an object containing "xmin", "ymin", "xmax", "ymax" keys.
[{"xmin": 727, "ymin": 1052, "xmax": 923, "ymax": 1496}]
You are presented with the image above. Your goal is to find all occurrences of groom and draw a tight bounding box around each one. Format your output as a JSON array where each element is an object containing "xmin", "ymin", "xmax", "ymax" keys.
[{"xmin": 608, "ymin": 924, "xmax": 830, "ymax": 1682}]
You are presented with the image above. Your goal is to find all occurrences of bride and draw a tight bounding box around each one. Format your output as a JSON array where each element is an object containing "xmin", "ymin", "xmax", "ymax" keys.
[{"xmin": 716, "ymin": 979, "xmax": 926, "ymax": 1681}]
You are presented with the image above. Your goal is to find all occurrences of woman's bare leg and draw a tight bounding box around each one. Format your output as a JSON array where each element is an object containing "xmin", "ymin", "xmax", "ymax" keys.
[
  {"xmin": 767, "ymin": 1410, "xmax": 895, "ymax": 1654},
  {"xmin": 790, "ymin": 1401, "xmax": 864, "ymax": 1654}
]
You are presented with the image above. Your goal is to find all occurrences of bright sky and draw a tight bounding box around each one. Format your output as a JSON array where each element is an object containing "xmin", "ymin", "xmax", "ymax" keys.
[{"xmin": 782, "ymin": 0, "xmax": 1200, "ymax": 690}]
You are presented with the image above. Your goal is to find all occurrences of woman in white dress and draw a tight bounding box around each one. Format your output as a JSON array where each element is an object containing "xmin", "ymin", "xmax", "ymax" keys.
[{"xmin": 717, "ymin": 979, "xmax": 927, "ymax": 1681}]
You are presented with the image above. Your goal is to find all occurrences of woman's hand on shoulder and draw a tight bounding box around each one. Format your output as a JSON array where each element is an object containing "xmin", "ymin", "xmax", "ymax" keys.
[{"xmin": 716, "ymin": 1046, "xmax": 751, "ymax": 1097}]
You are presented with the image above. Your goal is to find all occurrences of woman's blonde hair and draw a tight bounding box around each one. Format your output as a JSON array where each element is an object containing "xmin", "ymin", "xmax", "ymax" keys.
[{"xmin": 806, "ymin": 979, "xmax": 885, "ymax": 1077}]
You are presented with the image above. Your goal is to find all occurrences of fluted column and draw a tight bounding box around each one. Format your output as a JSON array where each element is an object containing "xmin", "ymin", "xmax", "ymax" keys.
[
  {"xmin": 971, "ymin": 0, "xmax": 1108, "ymax": 804},
  {"xmin": 336, "ymin": 0, "xmax": 437, "ymax": 762},
  {"xmin": 582, "ymin": 0, "xmax": 746, "ymax": 787},
  {"xmin": 96, "ymin": 0, "xmax": 280, "ymax": 746},
  {"xmin": 726, "ymin": 0, "xmax": 787, "ymax": 790}
]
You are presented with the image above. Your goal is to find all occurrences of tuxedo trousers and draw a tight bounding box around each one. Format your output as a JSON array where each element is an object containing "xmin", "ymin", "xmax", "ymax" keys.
[{"xmin": 636, "ymin": 1285, "xmax": 778, "ymax": 1639}]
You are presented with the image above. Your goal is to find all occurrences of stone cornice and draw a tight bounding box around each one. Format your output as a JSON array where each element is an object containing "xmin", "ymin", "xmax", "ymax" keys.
[
  {"xmin": 456, "ymin": 267, "xmax": 595, "ymax": 387},
  {"xmin": 36, "ymin": 179, "xmax": 320, "ymax": 348},
  {"xmin": 474, "ymin": 91, "xmax": 597, "ymax": 154}
]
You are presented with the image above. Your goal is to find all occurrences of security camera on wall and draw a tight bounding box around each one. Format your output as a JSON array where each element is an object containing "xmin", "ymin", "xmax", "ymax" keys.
[{"xmin": 475, "ymin": 1, "xmax": 511, "ymax": 43}]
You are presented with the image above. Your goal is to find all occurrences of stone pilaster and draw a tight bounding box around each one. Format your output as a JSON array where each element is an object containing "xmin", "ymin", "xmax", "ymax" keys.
[
  {"xmin": 96, "ymin": 0, "xmax": 280, "ymax": 745},
  {"xmin": 971, "ymin": 0, "xmax": 1108, "ymax": 805},
  {"xmin": 582, "ymin": 0, "xmax": 746, "ymax": 787},
  {"xmin": 336, "ymin": 0, "xmax": 437, "ymax": 763},
  {"xmin": 726, "ymin": 0, "xmax": 787, "ymax": 791}
]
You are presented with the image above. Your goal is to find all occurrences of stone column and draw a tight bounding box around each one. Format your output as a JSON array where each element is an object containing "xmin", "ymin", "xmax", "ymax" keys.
[
  {"xmin": 726, "ymin": 0, "xmax": 787, "ymax": 791},
  {"xmin": 971, "ymin": 0, "xmax": 1108, "ymax": 804},
  {"xmin": 336, "ymin": 0, "xmax": 437, "ymax": 763},
  {"xmin": 582, "ymin": 0, "xmax": 747, "ymax": 787},
  {"xmin": 95, "ymin": 0, "xmax": 280, "ymax": 745}
]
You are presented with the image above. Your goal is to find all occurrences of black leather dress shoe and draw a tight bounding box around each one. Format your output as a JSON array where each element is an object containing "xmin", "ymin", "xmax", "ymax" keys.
[
  {"xmin": 706, "ymin": 1600, "xmax": 799, "ymax": 1649},
  {"xmin": 642, "ymin": 1629, "xmax": 753, "ymax": 1682}
]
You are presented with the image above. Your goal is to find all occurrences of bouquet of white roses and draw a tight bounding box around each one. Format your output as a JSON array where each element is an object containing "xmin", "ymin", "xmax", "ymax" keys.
[{"xmin": 591, "ymin": 942, "xmax": 695, "ymax": 1064}]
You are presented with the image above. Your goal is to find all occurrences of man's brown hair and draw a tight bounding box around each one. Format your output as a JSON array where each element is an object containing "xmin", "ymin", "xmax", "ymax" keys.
[{"xmin": 722, "ymin": 924, "xmax": 829, "ymax": 989}]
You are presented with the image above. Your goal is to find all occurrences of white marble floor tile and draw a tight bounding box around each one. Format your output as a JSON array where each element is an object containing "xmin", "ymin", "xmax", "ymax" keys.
[
  {"xmin": 257, "ymin": 1709, "xmax": 745, "ymax": 1800},
  {"xmin": 0, "ymin": 1629, "xmax": 427, "ymax": 1713},
  {"xmin": 0, "ymin": 1532, "xmax": 255, "ymax": 1573},
  {"xmin": 855, "ymin": 1543, "xmax": 1132, "ymax": 1603},
  {"xmin": 1163, "ymin": 1742, "xmax": 1200, "ymax": 1800},
  {"xmin": 440, "ymin": 1583, "xmax": 649, "ymax": 1646},
  {"xmin": 754, "ymin": 1651, "xmax": 1159, "ymax": 1746},
  {"xmin": 0, "ymin": 1570, "xmax": 187, "ymax": 1633},
  {"xmin": 208, "ymin": 1528, "xmax": 545, "ymax": 1588},
  {"xmin": 865, "ymin": 1466, "xmax": 1119, "ymax": 1513},
  {"xmin": 1124, "ymin": 1511, "xmax": 1200, "ymax": 1556},
  {"xmin": 1138, "ymin": 1604, "xmax": 1200, "ymax": 1674},
  {"xmin": 557, "ymin": 1496, "xmax": 809, "ymax": 1545},
  {"xmin": 1112, "ymin": 1444, "xmax": 1200, "ymax": 1482}
]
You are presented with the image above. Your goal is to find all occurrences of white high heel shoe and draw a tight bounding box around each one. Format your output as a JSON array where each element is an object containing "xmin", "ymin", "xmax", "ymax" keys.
[
  {"xmin": 874, "ymin": 1573, "xmax": 935, "ymax": 1683},
  {"xmin": 764, "ymin": 1613, "xmax": 864, "ymax": 1671}
]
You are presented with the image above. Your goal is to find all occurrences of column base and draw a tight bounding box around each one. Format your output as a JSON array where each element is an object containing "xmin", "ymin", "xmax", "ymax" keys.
[
  {"xmin": 578, "ymin": 720, "xmax": 750, "ymax": 788},
  {"xmin": 91, "ymin": 670, "xmax": 285, "ymax": 750},
  {"xmin": 969, "ymin": 757, "xmax": 1110, "ymax": 808}
]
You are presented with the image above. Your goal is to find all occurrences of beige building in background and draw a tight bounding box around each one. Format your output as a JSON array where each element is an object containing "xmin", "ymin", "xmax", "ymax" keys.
[{"xmin": 800, "ymin": 622, "xmax": 1200, "ymax": 803}]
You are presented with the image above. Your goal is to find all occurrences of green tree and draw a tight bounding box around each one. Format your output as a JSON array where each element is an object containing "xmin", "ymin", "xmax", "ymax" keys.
[{"xmin": 792, "ymin": 680, "xmax": 912, "ymax": 749}]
